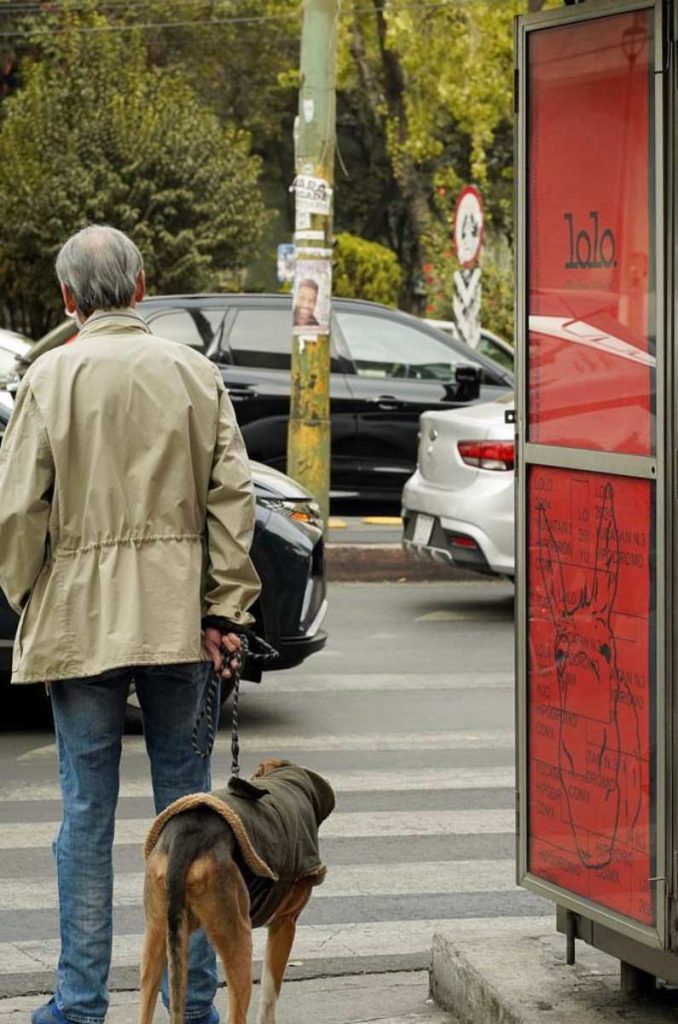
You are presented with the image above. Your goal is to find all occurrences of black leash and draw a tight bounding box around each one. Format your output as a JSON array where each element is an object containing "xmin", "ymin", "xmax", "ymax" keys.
[{"xmin": 192, "ymin": 632, "xmax": 278, "ymax": 774}]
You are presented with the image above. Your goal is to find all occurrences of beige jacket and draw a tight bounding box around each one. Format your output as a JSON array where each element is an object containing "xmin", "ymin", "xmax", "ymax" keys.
[{"xmin": 0, "ymin": 309, "xmax": 261, "ymax": 683}]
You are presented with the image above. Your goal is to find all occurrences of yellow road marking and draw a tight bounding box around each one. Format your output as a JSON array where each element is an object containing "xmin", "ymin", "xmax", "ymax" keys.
[
  {"xmin": 329, "ymin": 517, "xmax": 348, "ymax": 529},
  {"xmin": 362, "ymin": 516, "xmax": 402, "ymax": 526}
]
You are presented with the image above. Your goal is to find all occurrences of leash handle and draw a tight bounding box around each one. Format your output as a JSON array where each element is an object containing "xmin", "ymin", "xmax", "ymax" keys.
[{"xmin": 192, "ymin": 631, "xmax": 279, "ymax": 769}]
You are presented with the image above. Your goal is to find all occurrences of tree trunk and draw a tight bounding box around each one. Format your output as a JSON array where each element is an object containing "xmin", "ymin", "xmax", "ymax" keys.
[{"xmin": 371, "ymin": 0, "xmax": 431, "ymax": 312}]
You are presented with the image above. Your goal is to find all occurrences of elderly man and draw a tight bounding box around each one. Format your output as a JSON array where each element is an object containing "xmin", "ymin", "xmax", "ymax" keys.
[{"xmin": 0, "ymin": 226, "xmax": 261, "ymax": 1024}]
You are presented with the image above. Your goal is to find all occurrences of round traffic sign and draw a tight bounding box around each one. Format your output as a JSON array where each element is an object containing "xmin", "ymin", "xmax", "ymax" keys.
[{"xmin": 454, "ymin": 186, "xmax": 484, "ymax": 268}]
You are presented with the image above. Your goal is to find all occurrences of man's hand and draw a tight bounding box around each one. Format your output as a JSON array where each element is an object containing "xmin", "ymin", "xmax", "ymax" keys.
[{"xmin": 204, "ymin": 627, "xmax": 243, "ymax": 679}]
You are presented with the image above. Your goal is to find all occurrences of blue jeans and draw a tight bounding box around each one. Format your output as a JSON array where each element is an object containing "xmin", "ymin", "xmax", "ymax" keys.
[{"xmin": 49, "ymin": 662, "xmax": 219, "ymax": 1024}]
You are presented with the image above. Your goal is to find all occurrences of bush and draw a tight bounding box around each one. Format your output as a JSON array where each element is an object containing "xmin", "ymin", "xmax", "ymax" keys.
[{"xmin": 333, "ymin": 233, "xmax": 402, "ymax": 307}]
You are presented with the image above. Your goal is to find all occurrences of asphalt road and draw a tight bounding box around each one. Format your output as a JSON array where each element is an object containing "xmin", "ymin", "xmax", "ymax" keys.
[{"xmin": 0, "ymin": 579, "xmax": 547, "ymax": 1019}]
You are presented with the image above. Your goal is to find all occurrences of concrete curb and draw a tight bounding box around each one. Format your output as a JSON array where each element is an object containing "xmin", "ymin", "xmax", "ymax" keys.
[
  {"xmin": 326, "ymin": 544, "xmax": 481, "ymax": 582},
  {"xmin": 429, "ymin": 922, "xmax": 678, "ymax": 1024},
  {"xmin": 0, "ymin": 953, "xmax": 432, "ymax": 1000}
]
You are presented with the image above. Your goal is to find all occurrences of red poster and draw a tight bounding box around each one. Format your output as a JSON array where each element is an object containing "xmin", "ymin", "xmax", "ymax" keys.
[
  {"xmin": 528, "ymin": 467, "xmax": 654, "ymax": 925},
  {"xmin": 528, "ymin": 12, "xmax": 655, "ymax": 455}
]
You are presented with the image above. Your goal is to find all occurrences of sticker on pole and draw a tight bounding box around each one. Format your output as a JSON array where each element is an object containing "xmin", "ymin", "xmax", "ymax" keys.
[{"xmin": 454, "ymin": 186, "xmax": 484, "ymax": 268}]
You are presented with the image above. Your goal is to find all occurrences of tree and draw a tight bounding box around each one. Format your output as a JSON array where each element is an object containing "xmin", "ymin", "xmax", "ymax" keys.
[
  {"xmin": 333, "ymin": 0, "xmax": 562, "ymax": 326},
  {"xmin": 0, "ymin": 3, "xmax": 269, "ymax": 335}
]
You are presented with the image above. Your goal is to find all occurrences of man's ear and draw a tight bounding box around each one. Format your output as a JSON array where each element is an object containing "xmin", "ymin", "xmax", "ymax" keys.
[
  {"xmin": 132, "ymin": 270, "xmax": 146, "ymax": 306},
  {"xmin": 60, "ymin": 282, "xmax": 78, "ymax": 317}
]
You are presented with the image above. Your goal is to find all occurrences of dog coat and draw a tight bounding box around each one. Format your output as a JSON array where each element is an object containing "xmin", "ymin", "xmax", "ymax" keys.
[{"xmin": 144, "ymin": 764, "xmax": 336, "ymax": 927}]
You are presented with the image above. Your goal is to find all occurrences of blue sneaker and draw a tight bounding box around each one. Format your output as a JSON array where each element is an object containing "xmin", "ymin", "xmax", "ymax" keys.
[{"xmin": 31, "ymin": 1000, "xmax": 71, "ymax": 1024}]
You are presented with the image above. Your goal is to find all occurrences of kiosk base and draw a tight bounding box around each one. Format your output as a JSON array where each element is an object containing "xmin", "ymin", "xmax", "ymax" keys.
[{"xmin": 556, "ymin": 907, "xmax": 670, "ymax": 989}]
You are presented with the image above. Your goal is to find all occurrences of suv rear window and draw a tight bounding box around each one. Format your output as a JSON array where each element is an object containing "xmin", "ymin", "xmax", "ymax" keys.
[
  {"xmin": 148, "ymin": 309, "xmax": 225, "ymax": 352},
  {"xmin": 225, "ymin": 308, "xmax": 292, "ymax": 370}
]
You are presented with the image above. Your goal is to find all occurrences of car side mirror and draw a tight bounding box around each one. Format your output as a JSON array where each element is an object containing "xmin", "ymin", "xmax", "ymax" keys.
[{"xmin": 448, "ymin": 364, "xmax": 481, "ymax": 403}]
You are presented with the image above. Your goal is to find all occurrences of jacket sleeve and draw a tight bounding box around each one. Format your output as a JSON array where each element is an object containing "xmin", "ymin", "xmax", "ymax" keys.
[
  {"xmin": 0, "ymin": 381, "xmax": 54, "ymax": 615},
  {"xmin": 203, "ymin": 372, "xmax": 261, "ymax": 625}
]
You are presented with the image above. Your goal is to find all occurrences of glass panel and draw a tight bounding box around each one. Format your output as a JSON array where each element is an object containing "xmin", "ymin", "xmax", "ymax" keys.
[
  {"xmin": 149, "ymin": 309, "xmax": 222, "ymax": 352},
  {"xmin": 527, "ymin": 466, "xmax": 655, "ymax": 926},
  {"xmin": 0, "ymin": 347, "xmax": 17, "ymax": 381},
  {"xmin": 478, "ymin": 336, "xmax": 514, "ymax": 371},
  {"xmin": 336, "ymin": 311, "xmax": 479, "ymax": 381},
  {"xmin": 527, "ymin": 11, "xmax": 655, "ymax": 455},
  {"xmin": 227, "ymin": 309, "xmax": 292, "ymax": 371}
]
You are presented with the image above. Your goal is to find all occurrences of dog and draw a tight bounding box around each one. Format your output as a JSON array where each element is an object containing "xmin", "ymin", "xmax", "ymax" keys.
[{"xmin": 138, "ymin": 759, "xmax": 335, "ymax": 1024}]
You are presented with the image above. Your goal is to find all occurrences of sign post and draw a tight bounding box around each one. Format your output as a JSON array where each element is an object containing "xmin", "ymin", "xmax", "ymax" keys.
[
  {"xmin": 515, "ymin": 0, "xmax": 675, "ymax": 984},
  {"xmin": 453, "ymin": 185, "xmax": 483, "ymax": 348}
]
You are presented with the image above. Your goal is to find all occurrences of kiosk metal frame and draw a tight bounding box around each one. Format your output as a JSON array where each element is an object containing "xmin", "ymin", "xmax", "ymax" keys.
[{"xmin": 515, "ymin": 0, "xmax": 676, "ymax": 974}]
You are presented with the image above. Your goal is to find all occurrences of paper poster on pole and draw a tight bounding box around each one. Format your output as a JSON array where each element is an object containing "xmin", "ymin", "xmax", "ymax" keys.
[
  {"xmin": 293, "ymin": 260, "xmax": 331, "ymax": 335},
  {"xmin": 276, "ymin": 243, "xmax": 295, "ymax": 284},
  {"xmin": 290, "ymin": 174, "xmax": 333, "ymax": 216}
]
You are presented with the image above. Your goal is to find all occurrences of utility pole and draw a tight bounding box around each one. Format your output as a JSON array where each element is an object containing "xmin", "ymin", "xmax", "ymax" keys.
[{"xmin": 287, "ymin": 0, "xmax": 337, "ymax": 529}]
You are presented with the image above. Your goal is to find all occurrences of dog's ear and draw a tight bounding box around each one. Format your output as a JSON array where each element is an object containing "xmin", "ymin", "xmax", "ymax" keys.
[
  {"xmin": 228, "ymin": 776, "xmax": 269, "ymax": 801},
  {"xmin": 303, "ymin": 768, "xmax": 336, "ymax": 823},
  {"xmin": 252, "ymin": 759, "xmax": 292, "ymax": 779}
]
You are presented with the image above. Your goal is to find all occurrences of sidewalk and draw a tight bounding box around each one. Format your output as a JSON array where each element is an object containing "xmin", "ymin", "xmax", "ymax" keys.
[
  {"xmin": 0, "ymin": 972, "xmax": 453, "ymax": 1024},
  {"xmin": 326, "ymin": 516, "xmax": 475, "ymax": 582},
  {"xmin": 430, "ymin": 919, "xmax": 678, "ymax": 1024}
]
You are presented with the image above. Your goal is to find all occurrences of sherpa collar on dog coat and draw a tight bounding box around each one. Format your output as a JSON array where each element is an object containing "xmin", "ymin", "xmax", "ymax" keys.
[{"xmin": 144, "ymin": 763, "xmax": 336, "ymax": 927}]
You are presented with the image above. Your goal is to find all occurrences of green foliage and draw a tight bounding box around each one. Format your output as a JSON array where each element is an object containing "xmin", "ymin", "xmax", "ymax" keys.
[
  {"xmin": 335, "ymin": 0, "xmax": 543, "ymax": 314},
  {"xmin": 0, "ymin": 2, "xmax": 269, "ymax": 335},
  {"xmin": 480, "ymin": 259, "xmax": 514, "ymax": 343},
  {"xmin": 125, "ymin": 0, "xmax": 301, "ymax": 147},
  {"xmin": 333, "ymin": 233, "xmax": 402, "ymax": 307},
  {"xmin": 0, "ymin": 0, "xmax": 571, "ymax": 328}
]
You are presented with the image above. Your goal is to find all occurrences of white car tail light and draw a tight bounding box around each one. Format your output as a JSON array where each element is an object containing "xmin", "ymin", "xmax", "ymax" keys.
[{"xmin": 457, "ymin": 440, "xmax": 515, "ymax": 471}]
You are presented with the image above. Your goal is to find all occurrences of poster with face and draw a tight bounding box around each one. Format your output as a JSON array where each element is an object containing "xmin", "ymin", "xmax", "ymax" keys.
[
  {"xmin": 293, "ymin": 260, "xmax": 332, "ymax": 336},
  {"xmin": 527, "ymin": 10, "xmax": 655, "ymax": 455}
]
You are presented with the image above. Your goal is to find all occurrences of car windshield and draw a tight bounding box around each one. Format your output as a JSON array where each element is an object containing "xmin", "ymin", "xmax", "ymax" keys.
[{"xmin": 478, "ymin": 336, "xmax": 514, "ymax": 371}]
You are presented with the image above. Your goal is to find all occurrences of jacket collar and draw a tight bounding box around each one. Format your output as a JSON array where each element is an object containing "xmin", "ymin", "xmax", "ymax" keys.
[{"xmin": 77, "ymin": 308, "xmax": 151, "ymax": 341}]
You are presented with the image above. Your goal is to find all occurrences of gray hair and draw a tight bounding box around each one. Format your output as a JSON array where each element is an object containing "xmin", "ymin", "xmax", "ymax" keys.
[{"xmin": 55, "ymin": 225, "xmax": 144, "ymax": 318}]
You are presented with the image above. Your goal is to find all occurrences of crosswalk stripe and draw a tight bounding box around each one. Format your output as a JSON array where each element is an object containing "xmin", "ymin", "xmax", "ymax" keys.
[
  {"xmin": 18, "ymin": 729, "xmax": 515, "ymax": 761},
  {"xmin": 0, "ymin": 809, "xmax": 514, "ymax": 849},
  {"xmin": 0, "ymin": 766, "xmax": 514, "ymax": 803},
  {"xmin": 260, "ymin": 673, "xmax": 513, "ymax": 693},
  {"xmin": 0, "ymin": 860, "xmax": 517, "ymax": 910},
  {"xmin": 0, "ymin": 915, "xmax": 549, "ymax": 975}
]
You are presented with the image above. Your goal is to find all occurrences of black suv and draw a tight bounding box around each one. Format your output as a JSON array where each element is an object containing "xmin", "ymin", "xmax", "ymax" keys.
[{"xmin": 15, "ymin": 295, "xmax": 514, "ymax": 504}]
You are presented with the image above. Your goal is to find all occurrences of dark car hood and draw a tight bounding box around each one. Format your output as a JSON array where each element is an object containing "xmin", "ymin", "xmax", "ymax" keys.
[{"xmin": 250, "ymin": 460, "xmax": 314, "ymax": 502}]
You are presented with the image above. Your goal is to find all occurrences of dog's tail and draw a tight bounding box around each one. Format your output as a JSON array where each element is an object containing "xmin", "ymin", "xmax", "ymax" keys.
[{"xmin": 165, "ymin": 820, "xmax": 208, "ymax": 1024}]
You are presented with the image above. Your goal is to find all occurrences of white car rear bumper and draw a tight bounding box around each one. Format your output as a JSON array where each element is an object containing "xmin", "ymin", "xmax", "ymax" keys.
[{"xmin": 402, "ymin": 471, "xmax": 515, "ymax": 578}]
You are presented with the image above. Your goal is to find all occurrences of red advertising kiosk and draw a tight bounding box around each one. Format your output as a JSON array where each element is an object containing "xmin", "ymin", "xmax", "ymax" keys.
[{"xmin": 515, "ymin": 0, "xmax": 675, "ymax": 985}]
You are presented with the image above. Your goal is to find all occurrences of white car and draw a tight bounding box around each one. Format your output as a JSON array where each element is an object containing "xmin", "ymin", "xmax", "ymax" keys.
[{"xmin": 402, "ymin": 391, "xmax": 515, "ymax": 578}]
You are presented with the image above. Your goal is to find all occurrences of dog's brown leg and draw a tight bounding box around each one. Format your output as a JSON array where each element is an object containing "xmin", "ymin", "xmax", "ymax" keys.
[
  {"xmin": 138, "ymin": 922, "xmax": 166, "ymax": 1024},
  {"xmin": 139, "ymin": 856, "xmax": 169, "ymax": 1024},
  {"xmin": 257, "ymin": 880, "xmax": 314, "ymax": 1024},
  {"xmin": 192, "ymin": 862, "xmax": 253, "ymax": 1024}
]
